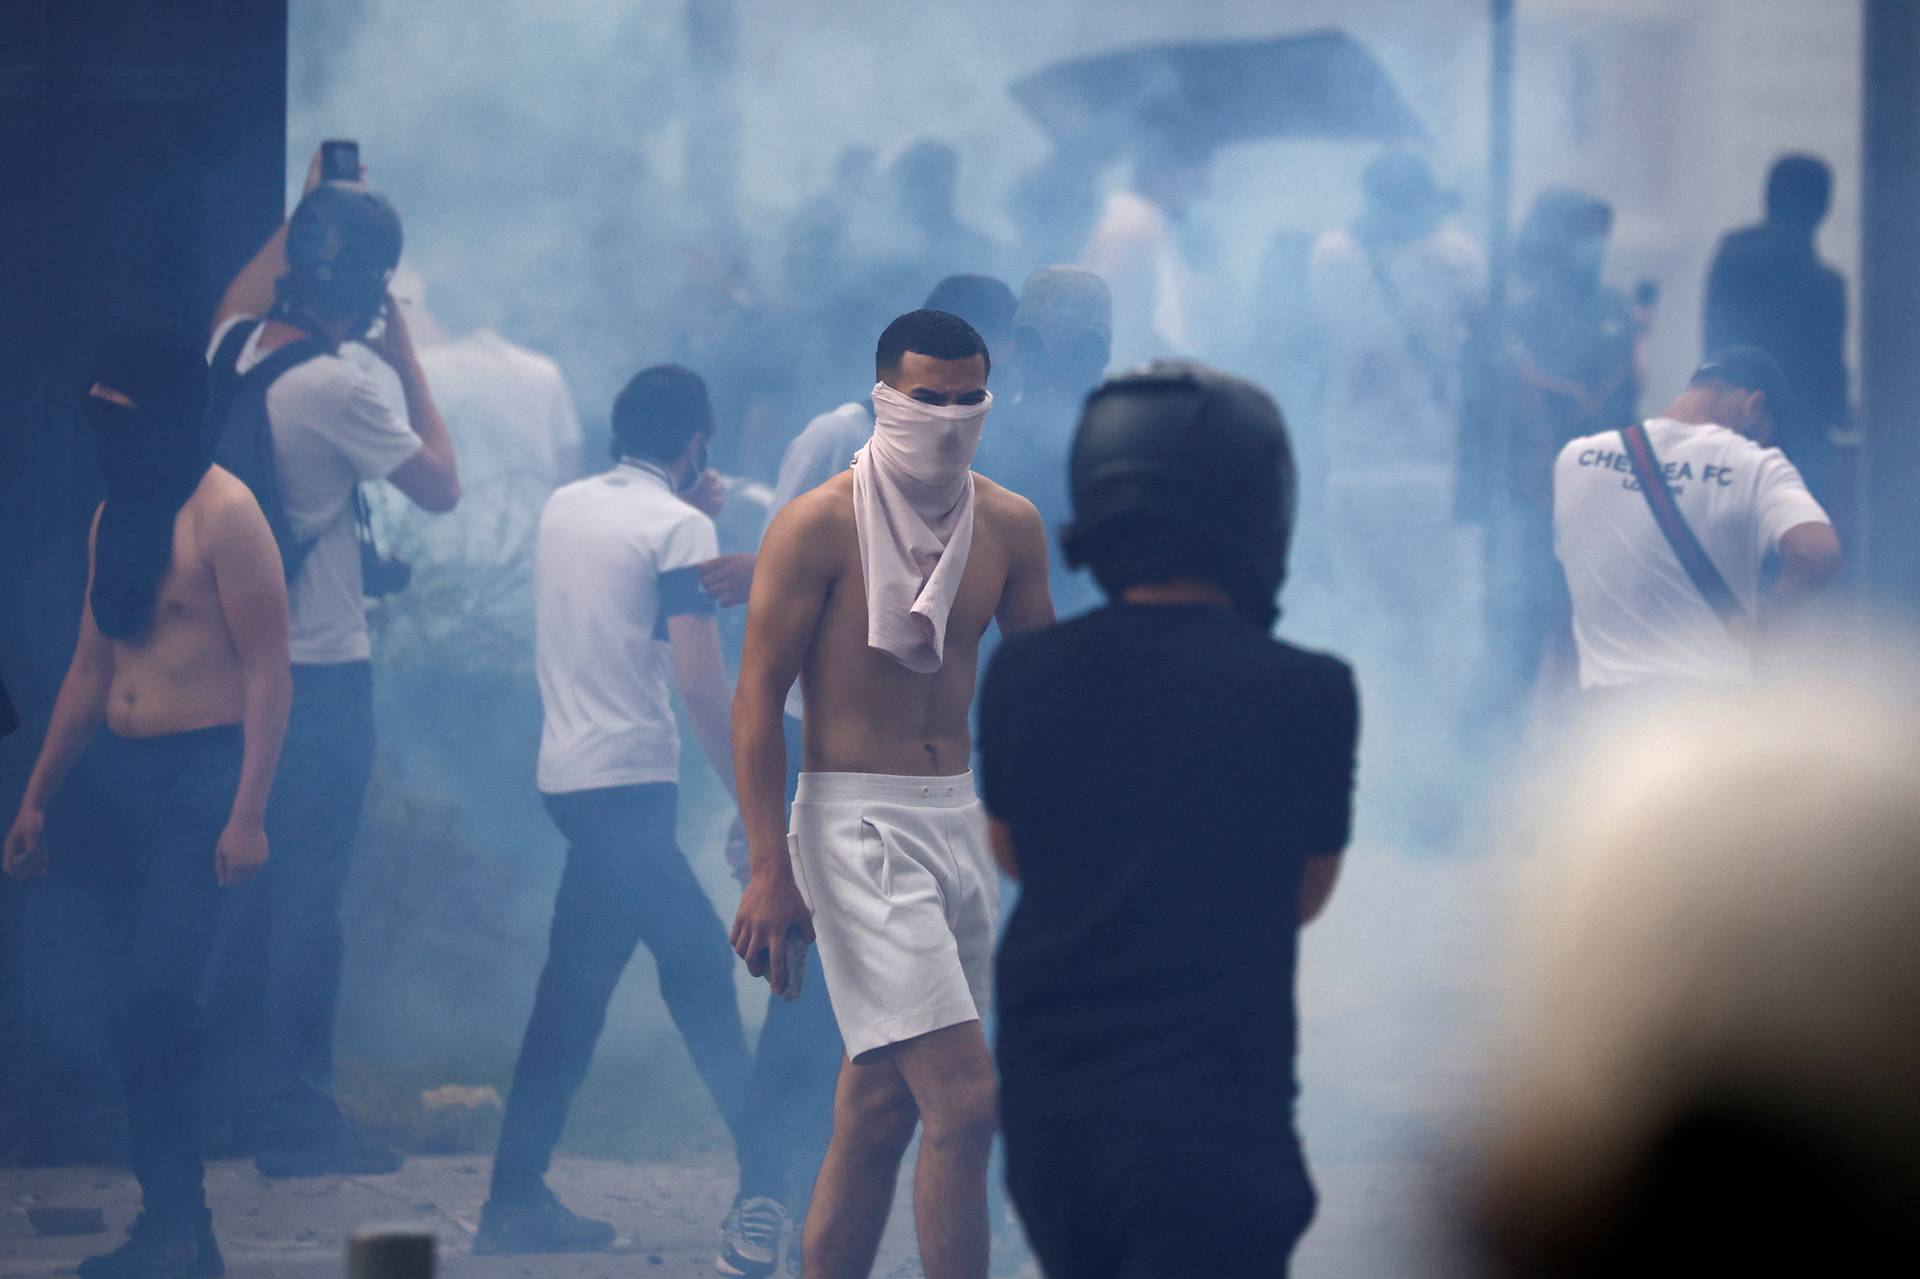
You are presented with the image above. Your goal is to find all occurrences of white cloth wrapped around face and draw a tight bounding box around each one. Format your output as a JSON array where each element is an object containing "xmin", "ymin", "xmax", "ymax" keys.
[{"xmin": 852, "ymin": 382, "xmax": 991, "ymax": 673}]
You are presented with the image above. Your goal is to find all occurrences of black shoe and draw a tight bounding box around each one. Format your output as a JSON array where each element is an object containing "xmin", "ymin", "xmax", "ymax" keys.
[
  {"xmin": 254, "ymin": 1119, "xmax": 403, "ymax": 1178},
  {"xmin": 472, "ymin": 1187, "xmax": 616, "ymax": 1256},
  {"xmin": 77, "ymin": 1210, "xmax": 224, "ymax": 1279}
]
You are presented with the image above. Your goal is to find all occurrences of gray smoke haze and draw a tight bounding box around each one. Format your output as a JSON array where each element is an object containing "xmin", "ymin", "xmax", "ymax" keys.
[{"xmin": 284, "ymin": 0, "xmax": 1879, "ymax": 1267}]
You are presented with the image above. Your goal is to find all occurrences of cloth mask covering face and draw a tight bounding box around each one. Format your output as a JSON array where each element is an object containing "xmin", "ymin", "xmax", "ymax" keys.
[
  {"xmin": 85, "ymin": 396, "xmax": 211, "ymax": 640},
  {"xmin": 852, "ymin": 381, "xmax": 991, "ymax": 672}
]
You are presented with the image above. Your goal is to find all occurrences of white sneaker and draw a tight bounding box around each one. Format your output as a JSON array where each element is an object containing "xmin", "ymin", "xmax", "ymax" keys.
[{"xmin": 716, "ymin": 1196, "xmax": 788, "ymax": 1278}]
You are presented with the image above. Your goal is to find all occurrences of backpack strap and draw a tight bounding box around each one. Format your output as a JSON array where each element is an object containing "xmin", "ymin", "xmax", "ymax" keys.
[
  {"xmin": 205, "ymin": 319, "xmax": 331, "ymax": 436},
  {"xmin": 1617, "ymin": 422, "xmax": 1744, "ymax": 626},
  {"xmin": 204, "ymin": 319, "xmax": 334, "ymax": 583}
]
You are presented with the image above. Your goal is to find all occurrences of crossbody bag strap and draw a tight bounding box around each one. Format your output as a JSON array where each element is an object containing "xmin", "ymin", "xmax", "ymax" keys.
[
  {"xmin": 1617, "ymin": 422, "xmax": 1744, "ymax": 626},
  {"xmin": 1362, "ymin": 241, "xmax": 1452, "ymax": 410}
]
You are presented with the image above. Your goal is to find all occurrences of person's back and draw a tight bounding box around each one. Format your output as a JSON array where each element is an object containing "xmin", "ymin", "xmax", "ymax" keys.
[
  {"xmin": 483, "ymin": 365, "xmax": 754, "ymax": 1258},
  {"xmin": 1309, "ymin": 220, "xmax": 1485, "ymax": 476},
  {"xmin": 1703, "ymin": 155, "xmax": 1849, "ymax": 488},
  {"xmin": 389, "ymin": 329, "xmax": 582, "ymax": 573},
  {"xmin": 985, "ymin": 605, "xmax": 1353, "ymax": 1125},
  {"xmin": 1553, "ymin": 349, "xmax": 1837, "ymax": 691},
  {"xmin": 979, "ymin": 363, "xmax": 1354, "ymax": 1279},
  {"xmin": 533, "ymin": 464, "xmax": 708, "ymax": 791}
]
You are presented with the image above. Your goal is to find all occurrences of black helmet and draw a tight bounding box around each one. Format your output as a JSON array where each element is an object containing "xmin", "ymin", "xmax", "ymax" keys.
[
  {"xmin": 1062, "ymin": 362, "xmax": 1296, "ymax": 629},
  {"xmin": 277, "ymin": 181, "xmax": 404, "ymax": 333}
]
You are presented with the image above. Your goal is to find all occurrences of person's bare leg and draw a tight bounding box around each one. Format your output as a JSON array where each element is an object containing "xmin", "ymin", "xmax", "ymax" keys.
[
  {"xmin": 803, "ymin": 1053, "xmax": 919, "ymax": 1278},
  {"xmin": 890, "ymin": 1021, "xmax": 997, "ymax": 1279}
]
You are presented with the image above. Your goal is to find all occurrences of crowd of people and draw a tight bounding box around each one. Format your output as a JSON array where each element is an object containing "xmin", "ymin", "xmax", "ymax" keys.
[{"xmin": 0, "ymin": 127, "xmax": 1883, "ymax": 1279}]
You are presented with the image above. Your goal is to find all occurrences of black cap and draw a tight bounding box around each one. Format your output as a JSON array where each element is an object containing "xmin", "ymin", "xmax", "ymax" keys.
[{"xmin": 1692, "ymin": 345, "xmax": 1794, "ymax": 418}]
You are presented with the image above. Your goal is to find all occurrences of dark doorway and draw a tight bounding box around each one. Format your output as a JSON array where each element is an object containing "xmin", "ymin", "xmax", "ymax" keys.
[{"xmin": 0, "ymin": 0, "xmax": 288, "ymax": 1163}]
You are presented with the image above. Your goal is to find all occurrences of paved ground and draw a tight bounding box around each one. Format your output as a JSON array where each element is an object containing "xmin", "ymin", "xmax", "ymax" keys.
[{"xmin": 2, "ymin": 822, "xmax": 1508, "ymax": 1278}]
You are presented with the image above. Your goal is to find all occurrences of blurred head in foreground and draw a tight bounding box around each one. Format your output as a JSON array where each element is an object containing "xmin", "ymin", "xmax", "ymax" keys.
[{"xmin": 1474, "ymin": 688, "xmax": 1920, "ymax": 1274}]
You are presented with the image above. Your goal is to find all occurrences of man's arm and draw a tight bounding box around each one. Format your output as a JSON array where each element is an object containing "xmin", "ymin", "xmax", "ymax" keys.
[
  {"xmin": 669, "ymin": 614, "xmax": 735, "ymax": 794},
  {"xmin": 1764, "ymin": 521, "xmax": 1841, "ymax": 627},
  {"xmin": 729, "ymin": 496, "xmax": 837, "ymax": 995},
  {"xmin": 362, "ymin": 299, "xmax": 460, "ymax": 512},
  {"xmin": 4, "ymin": 515, "xmax": 115, "ymax": 877},
  {"xmin": 213, "ymin": 148, "xmax": 327, "ymax": 335},
  {"xmin": 994, "ymin": 495, "xmax": 1055, "ymax": 638},
  {"xmin": 206, "ymin": 490, "xmax": 293, "ymax": 888}
]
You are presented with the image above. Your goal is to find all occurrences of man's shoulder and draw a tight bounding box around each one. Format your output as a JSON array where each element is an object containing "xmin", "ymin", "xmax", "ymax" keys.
[
  {"xmin": 972, "ymin": 472, "xmax": 1042, "ymax": 529},
  {"xmin": 197, "ymin": 464, "xmax": 257, "ymax": 509},
  {"xmin": 1714, "ymin": 222, "xmax": 1771, "ymax": 257},
  {"xmin": 1245, "ymin": 632, "xmax": 1354, "ymax": 697},
  {"xmin": 184, "ymin": 466, "xmax": 268, "ymax": 549},
  {"xmin": 1556, "ymin": 423, "xmax": 1634, "ymax": 467},
  {"xmin": 772, "ymin": 470, "xmax": 856, "ymax": 531},
  {"xmin": 803, "ymin": 401, "xmax": 870, "ymax": 434}
]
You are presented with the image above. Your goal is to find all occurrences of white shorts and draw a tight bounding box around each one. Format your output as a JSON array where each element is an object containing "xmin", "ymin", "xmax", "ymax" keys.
[{"xmin": 789, "ymin": 771, "xmax": 999, "ymax": 1060}]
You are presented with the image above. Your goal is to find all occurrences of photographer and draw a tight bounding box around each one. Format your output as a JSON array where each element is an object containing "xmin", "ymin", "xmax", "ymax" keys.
[{"xmin": 203, "ymin": 147, "xmax": 459, "ymax": 1176}]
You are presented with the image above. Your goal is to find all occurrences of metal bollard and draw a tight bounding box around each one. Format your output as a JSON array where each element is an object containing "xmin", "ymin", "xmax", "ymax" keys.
[{"xmin": 346, "ymin": 1226, "xmax": 435, "ymax": 1279}]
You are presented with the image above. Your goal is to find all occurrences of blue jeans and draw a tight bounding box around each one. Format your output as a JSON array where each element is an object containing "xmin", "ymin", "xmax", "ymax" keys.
[
  {"xmin": 490, "ymin": 782, "xmax": 752, "ymax": 1200},
  {"xmin": 206, "ymin": 661, "xmax": 375, "ymax": 1144}
]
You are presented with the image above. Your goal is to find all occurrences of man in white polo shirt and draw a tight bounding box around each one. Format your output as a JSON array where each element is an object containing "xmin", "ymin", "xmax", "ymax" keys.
[
  {"xmin": 475, "ymin": 364, "xmax": 756, "ymax": 1257},
  {"xmin": 1553, "ymin": 347, "xmax": 1840, "ymax": 693}
]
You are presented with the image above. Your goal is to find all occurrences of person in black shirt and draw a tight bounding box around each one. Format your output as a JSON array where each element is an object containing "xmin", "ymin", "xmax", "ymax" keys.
[
  {"xmin": 1704, "ymin": 154, "xmax": 1849, "ymax": 508},
  {"xmin": 978, "ymin": 363, "xmax": 1358, "ymax": 1278}
]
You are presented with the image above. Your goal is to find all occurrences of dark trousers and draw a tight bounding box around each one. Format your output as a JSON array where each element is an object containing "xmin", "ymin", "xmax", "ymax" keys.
[
  {"xmin": 490, "ymin": 782, "xmax": 752, "ymax": 1200},
  {"xmin": 92, "ymin": 725, "xmax": 242, "ymax": 1221},
  {"xmin": 1005, "ymin": 1112, "xmax": 1316, "ymax": 1279},
  {"xmin": 734, "ymin": 715, "xmax": 844, "ymax": 1209},
  {"xmin": 206, "ymin": 661, "xmax": 375, "ymax": 1143}
]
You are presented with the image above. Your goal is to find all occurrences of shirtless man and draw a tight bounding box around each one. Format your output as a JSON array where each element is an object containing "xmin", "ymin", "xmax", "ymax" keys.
[
  {"xmin": 5, "ymin": 324, "xmax": 291, "ymax": 1279},
  {"xmin": 731, "ymin": 309, "xmax": 1053, "ymax": 1279}
]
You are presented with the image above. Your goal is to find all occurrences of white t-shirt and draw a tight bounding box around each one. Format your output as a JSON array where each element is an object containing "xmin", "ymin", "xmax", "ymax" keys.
[
  {"xmin": 766, "ymin": 401, "xmax": 871, "ymax": 719},
  {"xmin": 1308, "ymin": 224, "xmax": 1485, "ymax": 485},
  {"xmin": 375, "ymin": 329, "xmax": 582, "ymax": 571},
  {"xmin": 1553, "ymin": 417, "xmax": 1830, "ymax": 688},
  {"xmin": 535, "ymin": 462, "xmax": 720, "ymax": 794},
  {"xmin": 209, "ymin": 316, "xmax": 424, "ymax": 665}
]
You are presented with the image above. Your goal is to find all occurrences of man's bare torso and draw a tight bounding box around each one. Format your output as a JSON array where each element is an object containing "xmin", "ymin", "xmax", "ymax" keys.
[
  {"xmin": 104, "ymin": 468, "xmax": 254, "ymax": 738},
  {"xmin": 797, "ymin": 469, "xmax": 1025, "ymax": 777}
]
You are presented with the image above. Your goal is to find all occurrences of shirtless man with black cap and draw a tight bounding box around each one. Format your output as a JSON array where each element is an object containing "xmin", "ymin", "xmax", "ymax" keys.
[
  {"xmin": 5, "ymin": 324, "xmax": 292, "ymax": 1279},
  {"xmin": 730, "ymin": 309, "xmax": 1053, "ymax": 1279}
]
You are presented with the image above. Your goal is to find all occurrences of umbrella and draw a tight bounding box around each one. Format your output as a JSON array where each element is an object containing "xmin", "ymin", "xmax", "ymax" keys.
[{"xmin": 1011, "ymin": 28, "xmax": 1427, "ymax": 160}]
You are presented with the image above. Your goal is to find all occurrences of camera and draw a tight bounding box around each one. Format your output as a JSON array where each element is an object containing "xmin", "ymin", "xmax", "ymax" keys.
[
  {"xmin": 360, "ymin": 540, "xmax": 413, "ymax": 599},
  {"xmin": 352, "ymin": 487, "xmax": 412, "ymax": 598}
]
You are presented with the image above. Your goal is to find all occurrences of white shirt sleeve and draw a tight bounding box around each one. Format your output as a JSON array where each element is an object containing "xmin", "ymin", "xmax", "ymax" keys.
[
  {"xmin": 659, "ymin": 510, "xmax": 721, "ymax": 575},
  {"xmin": 1752, "ymin": 447, "xmax": 1831, "ymax": 555}
]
